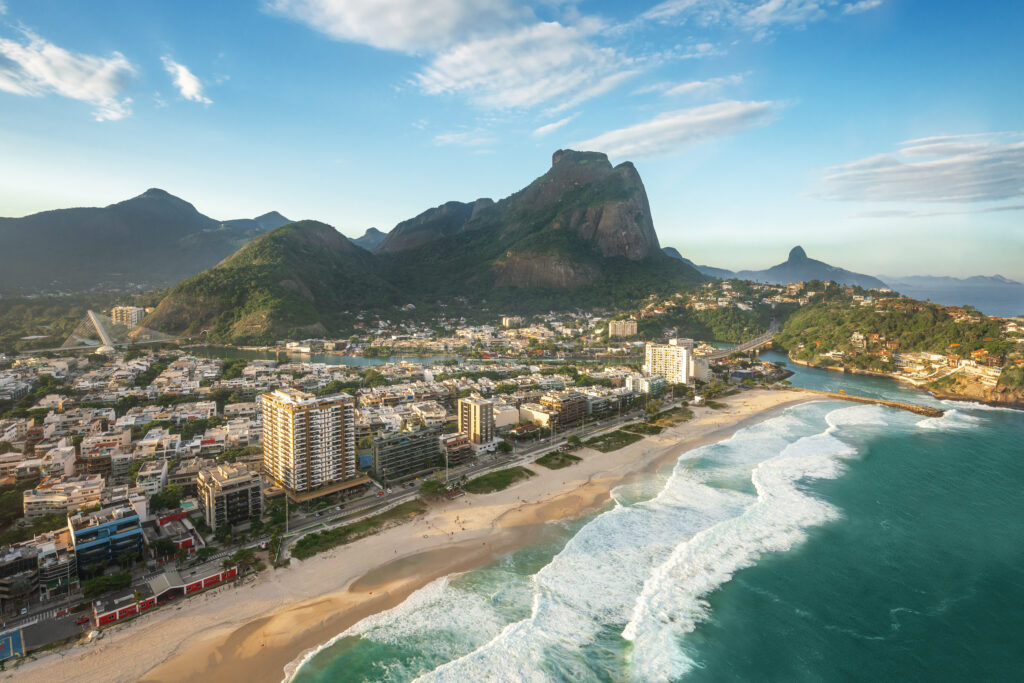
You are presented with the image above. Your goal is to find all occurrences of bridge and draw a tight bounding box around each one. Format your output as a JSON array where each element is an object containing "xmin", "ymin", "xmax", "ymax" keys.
[
  {"xmin": 22, "ymin": 310, "xmax": 187, "ymax": 355},
  {"xmin": 704, "ymin": 319, "xmax": 780, "ymax": 360}
]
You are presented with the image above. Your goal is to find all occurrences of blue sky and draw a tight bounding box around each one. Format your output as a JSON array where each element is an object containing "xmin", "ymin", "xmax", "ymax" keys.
[{"xmin": 1, "ymin": 0, "xmax": 1022, "ymax": 279}]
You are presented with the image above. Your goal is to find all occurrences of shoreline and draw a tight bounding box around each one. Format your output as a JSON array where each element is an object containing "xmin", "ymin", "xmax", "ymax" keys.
[
  {"xmin": 786, "ymin": 354, "xmax": 1024, "ymax": 410},
  {"xmin": 8, "ymin": 389, "xmax": 818, "ymax": 683}
]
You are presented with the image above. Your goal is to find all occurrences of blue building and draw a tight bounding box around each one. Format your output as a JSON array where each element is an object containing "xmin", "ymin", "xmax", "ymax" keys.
[{"xmin": 68, "ymin": 506, "xmax": 143, "ymax": 575}]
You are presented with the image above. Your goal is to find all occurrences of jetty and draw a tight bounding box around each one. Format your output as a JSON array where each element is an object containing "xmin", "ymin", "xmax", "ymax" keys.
[{"xmin": 787, "ymin": 388, "xmax": 944, "ymax": 417}]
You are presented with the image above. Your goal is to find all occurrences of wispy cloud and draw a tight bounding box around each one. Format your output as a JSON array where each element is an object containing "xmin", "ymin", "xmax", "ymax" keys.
[
  {"xmin": 266, "ymin": 2, "xmax": 636, "ymax": 113},
  {"xmin": 161, "ymin": 56, "xmax": 212, "ymax": 104},
  {"xmin": 843, "ymin": 0, "xmax": 883, "ymax": 15},
  {"xmin": 0, "ymin": 29, "xmax": 135, "ymax": 121},
  {"xmin": 572, "ymin": 99, "xmax": 777, "ymax": 159},
  {"xmin": 416, "ymin": 21, "xmax": 636, "ymax": 110},
  {"xmin": 533, "ymin": 114, "xmax": 578, "ymax": 137},
  {"xmin": 820, "ymin": 133, "xmax": 1024, "ymax": 203},
  {"xmin": 265, "ymin": 0, "xmax": 523, "ymax": 53},
  {"xmin": 852, "ymin": 204, "xmax": 1024, "ymax": 219},
  {"xmin": 639, "ymin": 73, "xmax": 744, "ymax": 97},
  {"xmin": 434, "ymin": 129, "xmax": 498, "ymax": 147},
  {"xmin": 640, "ymin": 0, "xmax": 875, "ymax": 31}
]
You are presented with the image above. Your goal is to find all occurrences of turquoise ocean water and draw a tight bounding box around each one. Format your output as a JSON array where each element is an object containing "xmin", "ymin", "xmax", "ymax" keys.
[{"xmin": 289, "ymin": 353, "xmax": 1024, "ymax": 682}]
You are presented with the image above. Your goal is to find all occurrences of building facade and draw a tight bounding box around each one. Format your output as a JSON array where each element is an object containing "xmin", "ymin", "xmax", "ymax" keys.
[
  {"xmin": 196, "ymin": 463, "xmax": 263, "ymax": 531},
  {"xmin": 539, "ymin": 391, "xmax": 587, "ymax": 428},
  {"xmin": 261, "ymin": 388, "xmax": 360, "ymax": 501},
  {"xmin": 371, "ymin": 426, "xmax": 442, "ymax": 481},
  {"xmin": 608, "ymin": 319, "xmax": 638, "ymax": 338},
  {"xmin": 110, "ymin": 306, "xmax": 145, "ymax": 329},
  {"xmin": 458, "ymin": 397, "xmax": 495, "ymax": 445},
  {"xmin": 643, "ymin": 338, "xmax": 695, "ymax": 384},
  {"xmin": 69, "ymin": 506, "xmax": 143, "ymax": 575}
]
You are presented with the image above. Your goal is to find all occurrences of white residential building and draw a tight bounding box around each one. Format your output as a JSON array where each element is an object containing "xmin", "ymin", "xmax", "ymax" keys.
[{"xmin": 643, "ymin": 338, "xmax": 694, "ymax": 384}]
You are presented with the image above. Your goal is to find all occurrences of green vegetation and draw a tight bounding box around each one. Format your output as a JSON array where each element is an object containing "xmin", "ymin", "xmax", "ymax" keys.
[
  {"xmin": 650, "ymin": 406, "xmax": 694, "ymax": 427},
  {"xmin": 291, "ymin": 500, "xmax": 426, "ymax": 560},
  {"xmin": 534, "ymin": 451, "xmax": 582, "ymax": 470},
  {"xmin": 0, "ymin": 510, "xmax": 65, "ymax": 546},
  {"xmin": 220, "ymin": 358, "xmax": 249, "ymax": 380},
  {"xmin": 583, "ymin": 429, "xmax": 643, "ymax": 452},
  {"xmin": 998, "ymin": 364, "xmax": 1024, "ymax": 386},
  {"xmin": 82, "ymin": 572, "xmax": 131, "ymax": 599},
  {"xmin": 777, "ymin": 300, "xmax": 1011, "ymax": 360},
  {"xmin": 706, "ymin": 401, "xmax": 728, "ymax": 410},
  {"xmin": 463, "ymin": 467, "xmax": 536, "ymax": 494},
  {"xmin": 418, "ymin": 479, "xmax": 447, "ymax": 499},
  {"xmin": 622, "ymin": 422, "xmax": 663, "ymax": 435}
]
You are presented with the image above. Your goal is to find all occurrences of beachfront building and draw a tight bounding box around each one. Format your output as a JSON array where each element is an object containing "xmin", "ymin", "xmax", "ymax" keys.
[
  {"xmin": 370, "ymin": 425, "xmax": 442, "ymax": 482},
  {"xmin": 643, "ymin": 339, "xmax": 694, "ymax": 385},
  {"xmin": 458, "ymin": 396, "xmax": 494, "ymax": 445},
  {"xmin": 68, "ymin": 505, "xmax": 143, "ymax": 575},
  {"xmin": 261, "ymin": 388, "xmax": 364, "ymax": 502},
  {"xmin": 539, "ymin": 391, "xmax": 587, "ymax": 428},
  {"xmin": 626, "ymin": 374, "xmax": 667, "ymax": 397},
  {"xmin": 196, "ymin": 463, "xmax": 263, "ymax": 531}
]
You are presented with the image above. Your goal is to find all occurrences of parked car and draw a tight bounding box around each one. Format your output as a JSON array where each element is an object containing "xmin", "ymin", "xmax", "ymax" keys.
[{"xmin": 75, "ymin": 617, "xmax": 90, "ymax": 625}]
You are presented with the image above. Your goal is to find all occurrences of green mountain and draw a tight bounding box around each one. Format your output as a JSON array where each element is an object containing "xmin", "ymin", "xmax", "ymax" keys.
[
  {"xmin": 145, "ymin": 220, "xmax": 400, "ymax": 342},
  {"xmin": 376, "ymin": 150, "xmax": 702, "ymax": 307},
  {"xmin": 0, "ymin": 189, "xmax": 288, "ymax": 293},
  {"xmin": 350, "ymin": 227, "xmax": 388, "ymax": 250},
  {"xmin": 148, "ymin": 150, "xmax": 705, "ymax": 342}
]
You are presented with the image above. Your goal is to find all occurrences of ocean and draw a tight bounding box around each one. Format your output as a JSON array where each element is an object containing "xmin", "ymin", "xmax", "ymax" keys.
[{"xmin": 289, "ymin": 354, "xmax": 1024, "ymax": 682}]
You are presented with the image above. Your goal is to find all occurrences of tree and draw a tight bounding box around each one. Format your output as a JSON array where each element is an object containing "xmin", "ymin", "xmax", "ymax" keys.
[
  {"xmin": 646, "ymin": 399, "xmax": 662, "ymax": 416},
  {"xmin": 496, "ymin": 440, "xmax": 513, "ymax": 454},
  {"xmin": 118, "ymin": 550, "xmax": 137, "ymax": 570},
  {"xmin": 566, "ymin": 435, "xmax": 582, "ymax": 448},
  {"xmin": 150, "ymin": 538, "xmax": 175, "ymax": 559},
  {"xmin": 357, "ymin": 434, "xmax": 375, "ymax": 451}
]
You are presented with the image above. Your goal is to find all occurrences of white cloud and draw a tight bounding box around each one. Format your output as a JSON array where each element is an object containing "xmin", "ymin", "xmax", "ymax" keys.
[
  {"xmin": 819, "ymin": 134, "xmax": 1024, "ymax": 203},
  {"xmin": 843, "ymin": 0, "xmax": 882, "ymax": 15},
  {"xmin": 641, "ymin": 0, "xmax": 854, "ymax": 30},
  {"xmin": 265, "ymin": 0, "xmax": 523, "ymax": 53},
  {"xmin": 434, "ymin": 130, "xmax": 498, "ymax": 147},
  {"xmin": 572, "ymin": 99, "xmax": 777, "ymax": 159},
  {"xmin": 161, "ymin": 56, "xmax": 212, "ymax": 104},
  {"xmin": 416, "ymin": 21, "xmax": 635, "ymax": 110},
  {"xmin": 533, "ymin": 114, "xmax": 578, "ymax": 137},
  {"xmin": 640, "ymin": 73, "xmax": 744, "ymax": 97},
  {"xmin": 0, "ymin": 30, "xmax": 135, "ymax": 121}
]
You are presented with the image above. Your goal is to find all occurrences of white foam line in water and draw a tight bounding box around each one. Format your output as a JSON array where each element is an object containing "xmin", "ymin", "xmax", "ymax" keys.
[
  {"xmin": 940, "ymin": 399, "xmax": 1022, "ymax": 413},
  {"xmin": 916, "ymin": 408, "xmax": 983, "ymax": 431},
  {"xmin": 622, "ymin": 404, "xmax": 881, "ymax": 681},
  {"xmin": 411, "ymin": 406, "xmax": 827, "ymax": 682}
]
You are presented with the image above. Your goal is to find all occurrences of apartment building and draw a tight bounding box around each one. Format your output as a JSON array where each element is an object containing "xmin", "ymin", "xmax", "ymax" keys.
[
  {"xmin": 370, "ymin": 426, "xmax": 442, "ymax": 481},
  {"xmin": 110, "ymin": 306, "xmax": 146, "ymax": 329},
  {"xmin": 23, "ymin": 474, "xmax": 105, "ymax": 519},
  {"xmin": 68, "ymin": 505, "xmax": 143, "ymax": 575},
  {"xmin": 643, "ymin": 338, "xmax": 695, "ymax": 384},
  {"xmin": 261, "ymin": 388, "xmax": 361, "ymax": 501},
  {"xmin": 197, "ymin": 463, "xmax": 263, "ymax": 531},
  {"xmin": 539, "ymin": 391, "xmax": 587, "ymax": 428},
  {"xmin": 608, "ymin": 319, "xmax": 638, "ymax": 338},
  {"xmin": 458, "ymin": 397, "xmax": 494, "ymax": 445}
]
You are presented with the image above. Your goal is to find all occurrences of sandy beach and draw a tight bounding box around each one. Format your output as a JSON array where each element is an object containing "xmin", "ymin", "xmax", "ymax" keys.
[{"xmin": 8, "ymin": 388, "xmax": 817, "ymax": 683}]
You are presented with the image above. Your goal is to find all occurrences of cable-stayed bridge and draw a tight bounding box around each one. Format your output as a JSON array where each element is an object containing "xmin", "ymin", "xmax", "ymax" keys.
[{"xmin": 56, "ymin": 310, "xmax": 184, "ymax": 353}]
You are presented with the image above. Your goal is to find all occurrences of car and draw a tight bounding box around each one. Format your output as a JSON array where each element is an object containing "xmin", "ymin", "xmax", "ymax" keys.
[
  {"xmin": 75, "ymin": 617, "xmax": 90, "ymax": 625},
  {"xmin": 334, "ymin": 506, "xmax": 341, "ymax": 511},
  {"xmin": 377, "ymin": 491, "xmax": 385, "ymax": 496},
  {"xmin": 20, "ymin": 607, "xmax": 27, "ymax": 615},
  {"xmin": 57, "ymin": 608, "xmax": 69, "ymax": 617}
]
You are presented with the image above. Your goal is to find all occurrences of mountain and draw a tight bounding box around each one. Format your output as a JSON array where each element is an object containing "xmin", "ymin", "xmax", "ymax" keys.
[
  {"xmin": 222, "ymin": 211, "xmax": 291, "ymax": 232},
  {"xmin": 350, "ymin": 227, "xmax": 388, "ymax": 251},
  {"xmin": 377, "ymin": 150, "xmax": 696, "ymax": 301},
  {"xmin": 662, "ymin": 247, "xmax": 737, "ymax": 280},
  {"xmin": 0, "ymin": 189, "xmax": 286, "ymax": 292},
  {"xmin": 148, "ymin": 150, "xmax": 705, "ymax": 342},
  {"xmin": 882, "ymin": 275, "xmax": 1024, "ymax": 317},
  {"xmin": 726, "ymin": 246, "xmax": 886, "ymax": 289},
  {"xmin": 145, "ymin": 221, "xmax": 401, "ymax": 342}
]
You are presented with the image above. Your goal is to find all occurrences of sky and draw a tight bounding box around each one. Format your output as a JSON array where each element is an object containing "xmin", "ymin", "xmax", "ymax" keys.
[{"xmin": 0, "ymin": 0, "xmax": 1022, "ymax": 280}]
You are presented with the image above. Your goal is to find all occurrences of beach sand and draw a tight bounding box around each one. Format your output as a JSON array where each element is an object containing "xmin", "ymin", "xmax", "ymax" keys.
[{"xmin": 8, "ymin": 389, "xmax": 817, "ymax": 683}]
